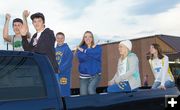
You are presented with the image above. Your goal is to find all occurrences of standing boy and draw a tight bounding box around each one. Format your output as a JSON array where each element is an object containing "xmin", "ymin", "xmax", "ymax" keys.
[
  {"xmin": 55, "ymin": 32, "xmax": 73, "ymax": 96},
  {"xmin": 22, "ymin": 12, "xmax": 59, "ymax": 73}
]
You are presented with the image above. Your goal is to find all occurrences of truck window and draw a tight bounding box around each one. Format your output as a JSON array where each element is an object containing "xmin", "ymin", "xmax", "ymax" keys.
[{"xmin": 0, "ymin": 56, "xmax": 47, "ymax": 101}]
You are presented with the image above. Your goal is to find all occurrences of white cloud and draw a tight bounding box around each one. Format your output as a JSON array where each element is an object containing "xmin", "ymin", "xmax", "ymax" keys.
[
  {"xmin": 151, "ymin": 4, "xmax": 180, "ymax": 35},
  {"xmin": 52, "ymin": 0, "xmax": 180, "ymax": 40},
  {"xmin": 0, "ymin": 0, "xmax": 180, "ymax": 50},
  {"xmin": 131, "ymin": 3, "xmax": 180, "ymax": 37}
]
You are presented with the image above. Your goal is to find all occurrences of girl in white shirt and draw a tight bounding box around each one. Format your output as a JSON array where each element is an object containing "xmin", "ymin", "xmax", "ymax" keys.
[{"xmin": 149, "ymin": 43, "xmax": 175, "ymax": 90}]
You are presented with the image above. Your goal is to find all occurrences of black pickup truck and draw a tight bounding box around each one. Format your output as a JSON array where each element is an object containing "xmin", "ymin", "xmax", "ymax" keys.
[{"xmin": 0, "ymin": 50, "xmax": 179, "ymax": 110}]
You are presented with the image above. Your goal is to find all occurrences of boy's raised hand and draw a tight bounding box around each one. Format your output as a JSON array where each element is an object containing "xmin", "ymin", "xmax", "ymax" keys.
[
  {"xmin": 23, "ymin": 10, "xmax": 30, "ymax": 18},
  {"xmin": 5, "ymin": 13, "xmax": 11, "ymax": 21}
]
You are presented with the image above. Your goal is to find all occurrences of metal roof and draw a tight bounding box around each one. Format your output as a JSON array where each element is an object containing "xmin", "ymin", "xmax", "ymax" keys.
[{"xmin": 158, "ymin": 35, "xmax": 180, "ymax": 52}]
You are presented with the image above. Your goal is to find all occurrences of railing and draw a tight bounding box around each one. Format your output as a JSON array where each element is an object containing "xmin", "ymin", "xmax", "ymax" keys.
[{"xmin": 6, "ymin": 43, "xmax": 9, "ymax": 50}]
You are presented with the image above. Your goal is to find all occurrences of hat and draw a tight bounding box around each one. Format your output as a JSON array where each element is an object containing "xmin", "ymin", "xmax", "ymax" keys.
[
  {"xmin": 119, "ymin": 40, "xmax": 132, "ymax": 51},
  {"xmin": 30, "ymin": 12, "xmax": 45, "ymax": 23}
]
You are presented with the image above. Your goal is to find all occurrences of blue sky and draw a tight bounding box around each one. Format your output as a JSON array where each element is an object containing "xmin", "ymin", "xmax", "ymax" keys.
[
  {"xmin": 0, "ymin": 0, "xmax": 180, "ymax": 50},
  {"xmin": 62, "ymin": 0, "xmax": 95, "ymax": 19},
  {"xmin": 130, "ymin": 0, "xmax": 180, "ymax": 15}
]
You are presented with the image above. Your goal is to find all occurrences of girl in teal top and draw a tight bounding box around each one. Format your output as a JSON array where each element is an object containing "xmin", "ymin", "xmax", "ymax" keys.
[{"xmin": 108, "ymin": 40, "xmax": 141, "ymax": 92}]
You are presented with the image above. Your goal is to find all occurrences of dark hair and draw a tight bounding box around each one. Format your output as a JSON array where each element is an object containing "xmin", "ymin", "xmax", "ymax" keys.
[
  {"xmin": 30, "ymin": 12, "xmax": 45, "ymax": 23},
  {"xmin": 13, "ymin": 18, "xmax": 23, "ymax": 26},
  {"xmin": 56, "ymin": 32, "xmax": 65, "ymax": 37},
  {"xmin": 150, "ymin": 43, "xmax": 164, "ymax": 59},
  {"xmin": 79, "ymin": 31, "xmax": 95, "ymax": 47}
]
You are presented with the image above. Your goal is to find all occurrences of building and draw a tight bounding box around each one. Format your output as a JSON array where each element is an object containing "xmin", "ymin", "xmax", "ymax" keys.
[{"xmin": 71, "ymin": 34, "xmax": 180, "ymax": 89}]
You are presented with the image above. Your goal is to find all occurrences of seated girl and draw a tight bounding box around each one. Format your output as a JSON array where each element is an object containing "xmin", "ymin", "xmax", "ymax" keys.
[
  {"xmin": 148, "ymin": 43, "xmax": 175, "ymax": 90},
  {"xmin": 107, "ymin": 40, "xmax": 141, "ymax": 92}
]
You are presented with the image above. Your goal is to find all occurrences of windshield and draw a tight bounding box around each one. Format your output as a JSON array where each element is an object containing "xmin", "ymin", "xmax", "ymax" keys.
[{"xmin": 0, "ymin": 56, "xmax": 46, "ymax": 101}]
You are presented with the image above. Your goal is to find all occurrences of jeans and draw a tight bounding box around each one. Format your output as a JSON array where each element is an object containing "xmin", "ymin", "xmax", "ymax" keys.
[
  {"xmin": 151, "ymin": 80, "xmax": 175, "ymax": 89},
  {"xmin": 80, "ymin": 74, "xmax": 101, "ymax": 95}
]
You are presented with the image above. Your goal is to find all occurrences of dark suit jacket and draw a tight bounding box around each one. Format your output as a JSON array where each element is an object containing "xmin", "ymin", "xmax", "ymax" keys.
[{"xmin": 22, "ymin": 28, "xmax": 59, "ymax": 73}]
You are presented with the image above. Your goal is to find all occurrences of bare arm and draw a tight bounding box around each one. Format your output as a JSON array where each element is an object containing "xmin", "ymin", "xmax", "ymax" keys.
[
  {"xmin": 3, "ymin": 14, "xmax": 11, "ymax": 42},
  {"xmin": 20, "ymin": 10, "xmax": 30, "ymax": 37}
]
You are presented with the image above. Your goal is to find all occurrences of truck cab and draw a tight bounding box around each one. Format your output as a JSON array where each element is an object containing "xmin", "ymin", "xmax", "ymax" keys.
[
  {"xmin": 0, "ymin": 51, "xmax": 63, "ymax": 110},
  {"xmin": 0, "ymin": 50, "xmax": 179, "ymax": 110}
]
